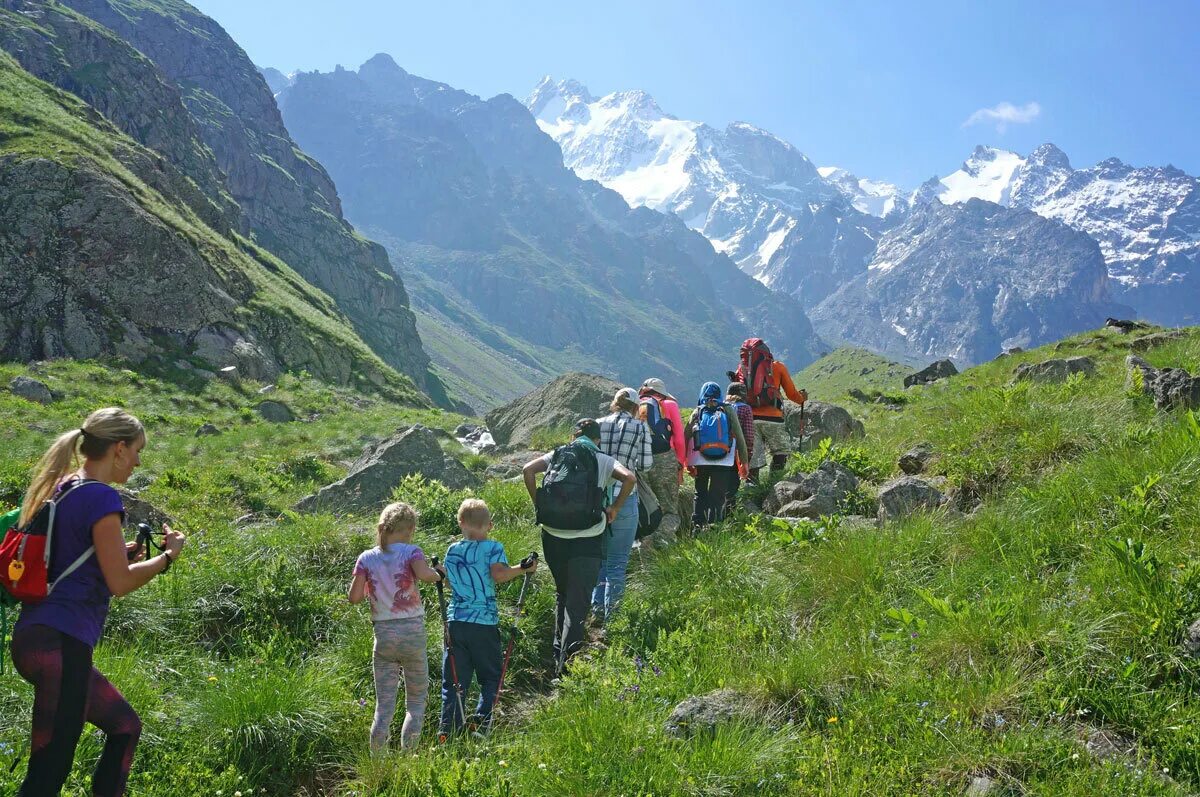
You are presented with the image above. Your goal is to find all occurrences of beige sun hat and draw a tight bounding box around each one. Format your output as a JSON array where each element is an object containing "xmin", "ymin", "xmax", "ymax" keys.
[{"xmin": 639, "ymin": 377, "xmax": 675, "ymax": 401}]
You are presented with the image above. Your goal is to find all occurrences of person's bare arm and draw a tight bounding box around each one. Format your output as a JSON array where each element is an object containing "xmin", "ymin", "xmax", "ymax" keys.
[
  {"xmin": 523, "ymin": 457, "xmax": 548, "ymax": 504},
  {"xmin": 412, "ymin": 557, "xmax": 443, "ymax": 584},
  {"xmin": 94, "ymin": 516, "xmax": 184, "ymax": 597},
  {"xmin": 347, "ymin": 571, "xmax": 368, "ymax": 603},
  {"xmin": 491, "ymin": 558, "xmax": 538, "ymax": 585}
]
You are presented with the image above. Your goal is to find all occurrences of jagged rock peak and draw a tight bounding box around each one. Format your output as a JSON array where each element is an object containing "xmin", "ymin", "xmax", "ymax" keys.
[
  {"xmin": 1027, "ymin": 142, "xmax": 1071, "ymax": 170},
  {"xmin": 526, "ymin": 76, "xmax": 594, "ymax": 117}
]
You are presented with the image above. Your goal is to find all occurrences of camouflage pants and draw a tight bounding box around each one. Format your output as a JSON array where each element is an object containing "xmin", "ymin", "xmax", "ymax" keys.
[
  {"xmin": 644, "ymin": 451, "xmax": 682, "ymax": 542},
  {"xmin": 751, "ymin": 419, "xmax": 793, "ymax": 469}
]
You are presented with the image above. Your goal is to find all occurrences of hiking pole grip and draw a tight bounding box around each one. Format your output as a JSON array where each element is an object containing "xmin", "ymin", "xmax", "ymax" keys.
[{"xmin": 519, "ymin": 552, "xmax": 538, "ymax": 570}]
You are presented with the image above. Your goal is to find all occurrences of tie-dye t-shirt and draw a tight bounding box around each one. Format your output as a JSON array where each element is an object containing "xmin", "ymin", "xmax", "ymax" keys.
[
  {"xmin": 444, "ymin": 539, "xmax": 508, "ymax": 625},
  {"xmin": 354, "ymin": 543, "xmax": 427, "ymax": 622}
]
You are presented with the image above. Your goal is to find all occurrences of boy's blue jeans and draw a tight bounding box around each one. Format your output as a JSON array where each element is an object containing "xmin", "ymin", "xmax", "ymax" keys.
[
  {"xmin": 439, "ymin": 620, "xmax": 502, "ymax": 734},
  {"xmin": 591, "ymin": 492, "xmax": 639, "ymax": 619}
]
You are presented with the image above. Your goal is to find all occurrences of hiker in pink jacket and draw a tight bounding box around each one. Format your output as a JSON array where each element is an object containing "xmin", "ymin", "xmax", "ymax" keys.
[{"xmin": 637, "ymin": 378, "xmax": 685, "ymax": 542}]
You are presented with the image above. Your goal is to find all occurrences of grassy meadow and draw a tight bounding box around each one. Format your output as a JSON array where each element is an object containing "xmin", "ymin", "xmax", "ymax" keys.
[{"xmin": 2, "ymin": 325, "xmax": 1200, "ymax": 795}]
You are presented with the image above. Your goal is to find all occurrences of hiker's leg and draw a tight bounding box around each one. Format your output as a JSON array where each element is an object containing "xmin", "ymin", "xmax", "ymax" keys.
[
  {"xmin": 541, "ymin": 530, "xmax": 569, "ymax": 663},
  {"xmin": 448, "ymin": 621, "xmax": 475, "ymax": 732},
  {"xmin": 707, "ymin": 467, "xmax": 736, "ymax": 523},
  {"xmin": 369, "ymin": 620, "xmax": 405, "ymax": 752},
  {"xmin": 599, "ymin": 492, "xmax": 638, "ymax": 615},
  {"xmin": 760, "ymin": 420, "xmax": 792, "ymax": 473},
  {"xmin": 647, "ymin": 452, "xmax": 680, "ymax": 539},
  {"xmin": 750, "ymin": 420, "xmax": 769, "ymax": 474},
  {"xmin": 394, "ymin": 617, "xmax": 429, "ymax": 748},
  {"xmin": 724, "ymin": 469, "xmax": 741, "ymax": 516},
  {"xmin": 691, "ymin": 467, "xmax": 711, "ymax": 528},
  {"xmin": 558, "ymin": 538, "xmax": 603, "ymax": 674},
  {"xmin": 85, "ymin": 668, "xmax": 142, "ymax": 797},
  {"xmin": 472, "ymin": 625, "xmax": 504, "ymax": 723},
  {"xmin": 12, "ymin": 625, "xmax": 92, "ymax": 797}
]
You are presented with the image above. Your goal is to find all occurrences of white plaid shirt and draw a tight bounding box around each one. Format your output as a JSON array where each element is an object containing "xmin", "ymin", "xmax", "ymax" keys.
[{"xmin": 597, "ymin": 410, "xmax": 653, "ymax": 472}]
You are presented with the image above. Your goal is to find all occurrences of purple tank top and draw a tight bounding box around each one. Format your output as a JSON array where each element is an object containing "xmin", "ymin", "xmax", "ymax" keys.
[{"xmin": 15, "ymin": 479, "xmax": 125, "ymax": 647}]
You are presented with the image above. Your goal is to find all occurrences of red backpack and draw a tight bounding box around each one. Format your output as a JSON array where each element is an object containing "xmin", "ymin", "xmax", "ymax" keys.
[
  {"xmin": 737, "ymin": 338, "xmax": 779, "ymax": 409},
  {"xmin": 1, "ymin": 479, "xmax": 98, "ymax": 604}
]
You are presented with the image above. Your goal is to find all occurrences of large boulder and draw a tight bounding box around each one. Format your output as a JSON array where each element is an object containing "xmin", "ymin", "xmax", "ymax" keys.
[
  {"xmin": 1011, "ymin": 356, "xmax": 1095, "ymax": 384},
  {"xmin": 904, "ymin": 359, "xmax": 958, "ymax": 388},
  {"xmin": 296, "ymin": 425, "xmax": 478, "ymax": 513},
  {"xmin": 117, "ymin": 489, "xmax": 176, "ymax": 533},
  {"xmin": 485, "ymin": 372, "xmax": 625, "ymax": 449},
  {"xmin": 1129, "ymin": 331, "xmax": 1184, "ymax": 351},
  {"xmin": 785, "ymin": 400, "xmax": 865, "ymax": 449},
  {"xmin": 9, "ymin": 376, "xmax": 53, "ymax": 404},
  {"xmin": 877, "ymin": 476, "xmax": 946, "ymax": 521},
  {"xmin": 256, "ymin": 400, "xmax": 295, "ymax": 423},
  {"xmin": 763, "ymin": 460, "xmax": 859, "ymax": 515},
  {"xmin": 664, "ymin": 689, "xmax": 764, "ymax": 738},
  {"xmin": 1126, "ymin": 355, "xmax": 1200, "ymax": 411}
]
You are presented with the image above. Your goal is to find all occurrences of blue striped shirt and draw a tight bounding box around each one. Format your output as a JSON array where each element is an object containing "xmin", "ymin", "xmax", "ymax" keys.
[{"xmin": 444, "ymin": 539, "xmax": 508, "ymax": 625}]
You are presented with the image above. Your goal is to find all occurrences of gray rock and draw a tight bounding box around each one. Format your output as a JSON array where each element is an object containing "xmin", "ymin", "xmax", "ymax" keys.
[
  {"xmin": 10, "ymin": 376, "xmax": 53, "ymax": 404},
  {"xmin": 965, "ymin": 776, "xmax": 997, "ymax": 796},
  {"xmin": 899, "ymin": 443, "xmax": 934, "ymax": 475},
  {"xmin": 877, "ymin": 476, "xmax": 946, "ymax": 521},
  {"xmin": 485, "ymin": 373, "xmax": 625, "ymax": 449},
  {"xmin": 195, "ymin": 423, "xmax": 222, "ymax": 437},
  {"xmin": 1011, "ymin": 356, "xmax": 1095, "ymax": 384},
  {"xmin": 484, "ymin": 450, "xmax": 544, "ymax": 481},
  {"xmin": 1129, "ymin": 330, "xmax": 1184, "ymax": 351},
  {"xmin": 664, "ymin": 689, "xmax": 762, "ymax": 738},
  {"xmin": 785, "ymin": 400, "xmax": 865, "ymax": 449},
  {"xmin": 256, "ymin": 400, "xmax": 295, "ymax": 423},
  {"xmin": 904, "ymin": 359, "xmax": 958, "ymax": 388},
  {"xmin": 762, "ymin": 461, "xmax": 858, "ymax": 515},
  {"xmin": 117, "ymin": 490, "xmax": 175, "ymax": 534},
  {"xmin": 1126, "ymin": 355, "xmax": 1200, "ymax": 411},
  {"xmin": 296, "ymin": 425, "xmax": 479, "ymax": 513},
  {"xmin": 455, "ymin": 423, "xmax": 482, "ymax": 437},
  {"xmin": 776, "ymin": 493, "xmax": 838, "ymax": 519},
  {"xmin": 257, "ymin": 384, "xmax": 276, "ymax": 394},
  {"xmin": 1182, "ymin": 617, "xmax": 1200, "ymax": 659},
  {"xmin": 1077, "ymin": 725, "xmax": 1136, "ymax": 762},
  {"xmin": 216, "ymin": 366, "xmax": 240, "ymax": 384}
]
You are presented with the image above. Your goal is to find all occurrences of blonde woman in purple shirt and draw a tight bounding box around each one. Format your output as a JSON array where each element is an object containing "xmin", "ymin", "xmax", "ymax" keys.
[{"xmin": 11, "ymin": 408, "xmax": 186, "ymax": 797}]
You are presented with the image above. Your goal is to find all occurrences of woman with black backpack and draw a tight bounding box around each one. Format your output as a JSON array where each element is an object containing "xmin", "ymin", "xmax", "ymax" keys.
[
  {"xmin": 685, "ymin": 382, "xmax": 749, "ymax": 530},
  {"xmin": 4, "ymin": 407, "xmax": 186, "ymax": 797}
]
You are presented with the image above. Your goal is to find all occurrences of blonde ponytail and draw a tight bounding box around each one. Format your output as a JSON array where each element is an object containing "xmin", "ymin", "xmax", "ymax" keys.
[{"xmin": 19, "ymin": 407, "xmax": 144, "ymax": 526}]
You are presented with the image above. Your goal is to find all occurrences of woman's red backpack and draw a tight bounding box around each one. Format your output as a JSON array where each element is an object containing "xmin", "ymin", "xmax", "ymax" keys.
[
  {"xmin": 0, "ymin": 479, "xmax": 98, "ymax": 604},
  {"xmin": 737, "ymin": 338, "xmax": 779, "ymax": 408}
]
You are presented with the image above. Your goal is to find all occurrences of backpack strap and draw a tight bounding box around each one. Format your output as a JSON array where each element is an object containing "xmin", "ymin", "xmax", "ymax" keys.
[{"xmin": 42, "ymin": 478, "xmax": 103, "ymax": 585}]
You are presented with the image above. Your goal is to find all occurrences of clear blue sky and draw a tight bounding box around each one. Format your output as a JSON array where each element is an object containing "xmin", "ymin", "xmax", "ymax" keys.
[{"xmin": 191, "ymin": 0, "xmax": 1199, "ymax": 188}]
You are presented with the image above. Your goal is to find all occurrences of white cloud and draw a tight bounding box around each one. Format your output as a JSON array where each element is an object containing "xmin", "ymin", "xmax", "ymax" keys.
[{"xmin": 962, "ymin": 101, "xmax": 1041, "ymax": 133}]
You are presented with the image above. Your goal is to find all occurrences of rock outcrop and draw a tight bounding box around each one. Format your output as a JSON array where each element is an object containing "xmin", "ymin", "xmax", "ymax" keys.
[
  {"xmin": 296, "ymin": 425, "xmax": 477, "ymax": 513},
  {"xmin": 664, "ymin": 689, "xmax": 765, "ymax": 738},
  {"xmin": 54, "ymin": 0, "xmax": 438, "ymax": 395},
  {"xmin": 486, "ymin": 373, "xmax": 625, "ymax": 449},
  {"xmin": 1126, "ymin": 356, "xmax": 1200, "ymax": 411},
  {"xmin": 785, "ymin": 400, "xmax": 865, "ymax": 448},
  {"xmin": 898, "ymin": 444, "xmax": 934, "ymax": 475},
  {"xmin": 763, "ymin": 460, "xmax": 859, "ymax": 518},
  {"xmin": 904, "ymin": 359, "xmax": 958, "ymax": 388},
  {"xmin": 9, "ymin": 376, "xmax": 52, "ymax": 404},
  {"xmin": 1010, "ymin": 356, "xmax": 1095, "ymax": 384},
  {"xmin": 877, "ymin": 476, "xmax": 946, "ymax": 521}
]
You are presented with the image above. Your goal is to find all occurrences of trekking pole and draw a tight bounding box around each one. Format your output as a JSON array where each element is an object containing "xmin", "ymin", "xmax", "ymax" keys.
[
  {"xmin": 431, "ymin": 556, "xmax": 467, "ymax": 741},
  {"xmin": 489, "ymin": 552, "xmax": 538, "ymax": 733}
]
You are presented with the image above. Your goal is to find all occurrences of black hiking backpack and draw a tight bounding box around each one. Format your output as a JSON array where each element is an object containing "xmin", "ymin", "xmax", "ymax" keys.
[{"xmin": 536, "ymin": 441, "xmax": 604, "ymax": 531}]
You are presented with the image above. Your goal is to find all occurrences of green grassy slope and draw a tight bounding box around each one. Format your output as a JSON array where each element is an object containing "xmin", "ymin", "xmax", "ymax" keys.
[
  {"xmin": 2, "ymin": 327, "xmax": 1199, "ymax": 795},
  {"xmin": 796, "ymin": 346, "xmax": 919, "ymax": 400}
]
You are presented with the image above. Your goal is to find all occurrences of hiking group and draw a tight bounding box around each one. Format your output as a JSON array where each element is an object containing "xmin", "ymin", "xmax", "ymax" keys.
[{"xmin": 0, "ymin": 338, "xmax": 805, "ymax": 791}]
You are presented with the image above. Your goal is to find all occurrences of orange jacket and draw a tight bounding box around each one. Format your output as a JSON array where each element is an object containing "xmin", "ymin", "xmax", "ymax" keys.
[{"xmin": 751, "ymin": 361, "xmax": 806, "ymax": 419}]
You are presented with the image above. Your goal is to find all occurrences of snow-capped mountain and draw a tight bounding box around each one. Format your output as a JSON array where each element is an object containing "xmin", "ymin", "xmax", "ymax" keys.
[
  {"xmin": 809, "ymin": 199, "xmax": 1131, "ymax": 364},
  {"xmin": 917, "ymin": 144, "xmax": 1200, "ymax": 324},
  {"xmin": 526, "ymin": 77, "xmax": 886, "ymax": 306},
  {"xmin": 818, "ymin": 166, "xmax": 903, "ymax": 218}
]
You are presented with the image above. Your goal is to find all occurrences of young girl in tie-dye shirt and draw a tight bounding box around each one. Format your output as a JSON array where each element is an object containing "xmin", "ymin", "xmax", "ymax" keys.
[{"xmin": 348, "ymin": 502, "xmax": 442, "ymax": 750}]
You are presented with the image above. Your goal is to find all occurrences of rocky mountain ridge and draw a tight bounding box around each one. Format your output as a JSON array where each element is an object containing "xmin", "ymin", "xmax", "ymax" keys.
[
  {"xmin": 917, "ymin": 143, "xmax": 1200, "ymax": 326},
  {"xmin": 276, "ymin": 56, "xmax": 824, "ymax": 408}
]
